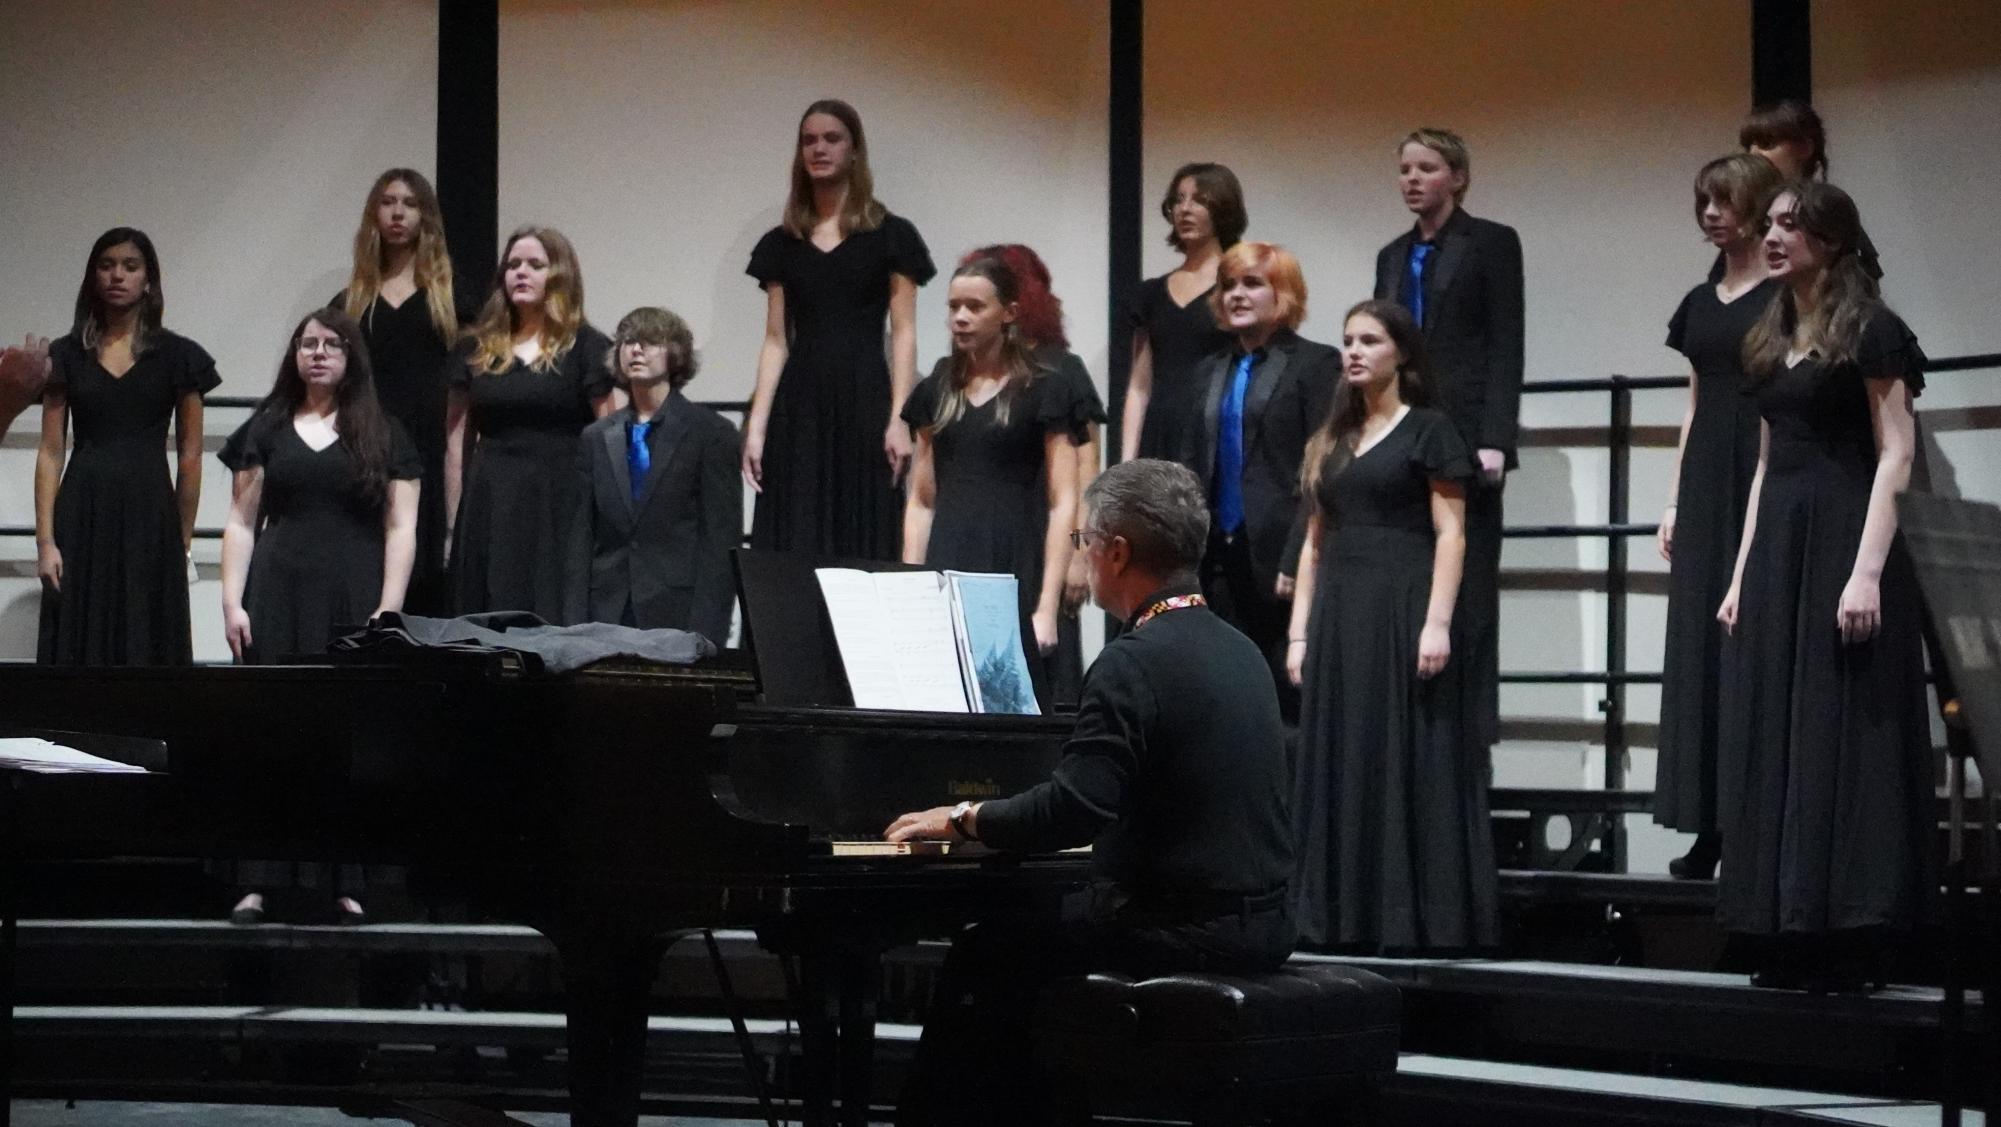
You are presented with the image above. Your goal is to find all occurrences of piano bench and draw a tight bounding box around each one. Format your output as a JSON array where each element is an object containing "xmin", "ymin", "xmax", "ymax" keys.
[{"xmin": 1031, "ymin": 963, "xmax": 1401, "ymax": 1126}]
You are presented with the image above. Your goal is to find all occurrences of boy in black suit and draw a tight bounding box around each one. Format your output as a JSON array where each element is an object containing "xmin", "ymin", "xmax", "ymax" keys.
[
  {"xmin": 1374, "ymin": 128, "xmax": 1524, "ymax": 749},
  {"xmin": 566, "ymin": 307, "xmax": 742, "ymax": 644}
]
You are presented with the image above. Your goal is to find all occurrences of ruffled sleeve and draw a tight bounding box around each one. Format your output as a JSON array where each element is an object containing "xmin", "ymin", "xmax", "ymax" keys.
[
  {"xmin": 881, "ymin": 214, "xmax": 937, "ymax": 286},
  {"xmin": 386, "ymin": 419, "xmax": 423, "ymax": 480},
  {"xmin": 167, "ymin": 334, "xmax": 222, "ymax": 397},
  {"xmin": 1127, "ymin": 276, "xmax": 1162, "ymax": 330},
  {"xmin": 571, "ymin": 324, "xmax": 615, "ymax": 401},
  {"xmin": 1665, "ymin": 286, "xmax": 1696, "ymax": 356},
  {"xmin": 746, "ymin": 226, "xmax": 791, "ymax": 289},
  {"xmin": 447, "ymin": 337, "xmax": 479, "ymax": 388},
  {"xmin": 43, "ymin": 334, "xmax": 83, "ymax": 394},
  {"xmin": 1410, "ymin": 409, "xmax": 1476, "ymax": 483},
  {"xmin": 900, "ymin": 363, "xmax": 946, "ymax": 432},
  {"xmin": 1854, "ymin": 308, "xmax": 1925, "ymax": 397},
  {"xmin": 217, "ymin": 414, "xmax": 267, "ymax": 474},
  {"xmin": 1035, "ymin": 351, "xmax": 1107, "ymax": 443}
]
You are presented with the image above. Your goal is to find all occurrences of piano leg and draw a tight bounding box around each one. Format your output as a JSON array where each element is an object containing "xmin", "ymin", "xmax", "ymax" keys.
[
  {"xmin": 1, "ymin": 848, "xmax": 15, "ymax": 1127},
  {"xmin": 836, "ymin": 952, "xmax": 882, "ymax": 1127},
  {"xmin": 793, "ymin": 952, "xmax": 839, "ymax": 1127},
  {"xmin": 554, "ymin": 932, "xmax": 662, "ymax": 1127},
  {"xmin": 789, "ymin": 946, "xmax": 887, "ymax": 1127}
]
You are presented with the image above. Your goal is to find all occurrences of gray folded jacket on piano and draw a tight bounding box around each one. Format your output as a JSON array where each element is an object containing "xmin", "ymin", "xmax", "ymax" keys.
[{"xmin": 331, "ymin": 611, "xmax": 716, "ymax": 675}]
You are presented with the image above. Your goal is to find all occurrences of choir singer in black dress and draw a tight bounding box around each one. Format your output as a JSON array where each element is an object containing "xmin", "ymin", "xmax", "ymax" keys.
[
  {"xmin": 36, "ymin": 228, "xmax": 219, "ymax": 665},
  {"xmin": 335, "ymin": 168, "xmax": 477, "ymax": 613},
  {"xmin": 886, "ymin": 457, "xmax": 1296, "ymax": 1127},
  {"xmin": 1120, "ymin": 162, "xmax": 1243, "ymax": 469},
  {"xmin": 901, "ymin": 254, "xmax": 1097, "ymax": 707},
  {"xmin": 565, "ymin": 307, "xmax": 742, "ymax": 644},
  {"xmin": 743, "ymin": 99, "xmax": 934, "ymax": 559},
  {"xmin": 219, "ymin": 308, "xmax": 420, "ymax": 926},
  {"xmin": 1374, "ymin": 128, "xmax": 1524, "ymax": 751},
  {"xmin": 446, "ymin": 225, "xmax": 613, "ymax": 621},
  {"xmin": 1182, "ymin": 241, "xmax": 1337, "ymax": 719},
  {"xmin": 1652, "ymin": 153, "xmax": 1782, "ymax": 881},
  {"xmin": 1286, "ymin": 300, "xmax": 1498, "ymax": 953},
  {"xmin": 1716, "ymin": 181, "xmax": 1930, "ymax": 992}
]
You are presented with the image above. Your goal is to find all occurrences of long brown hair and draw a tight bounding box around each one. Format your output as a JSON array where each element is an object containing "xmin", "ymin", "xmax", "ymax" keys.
[
  {"xmin": 73, "ymin": 227, "xmax": 165, "ymax": 354},
  {"xmin": 247, "ymin": 308, "xmax": 399, "ymax": 506},
  {"xmin": 1741, "ymin": 181, "xmax": 1880, "ymax": 381},
  {"xmin": 1301, "ymin": 300, "xmax": 1432, "ymax": 501},
  {"xmin": 467, "ymin": 226, "xmax": 586, "ymax": 375},
  {"xmin": 340, "ymin": 168, "xmax": 459, "ymax": 340},
  {"xmin": 928, "ymin": 256, "xmax": 1044, "ymax": 432},
  {"xmin": 782, "ymin": 99, "xmax": 886, "ymax": 239}
]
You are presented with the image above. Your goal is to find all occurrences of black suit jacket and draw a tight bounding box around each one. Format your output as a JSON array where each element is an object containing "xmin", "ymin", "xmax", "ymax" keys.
[
  {"xmin": 1181, "ymin": 330, "xmax": 1337, "ymax": 590},
  {"xmin": 1374, "ymin": 208, "xmax": 1525, "ymax": 467},
  {"xmin": 565, "ymin": 393, "xmax": 742, "ymax": 644}
]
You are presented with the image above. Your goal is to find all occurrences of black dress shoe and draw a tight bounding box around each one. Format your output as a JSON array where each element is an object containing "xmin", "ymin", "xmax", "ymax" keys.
[
  {"xmin": 229, "ymin": 903, "xmax": 266, "ymax": 926},
  {"xmin": 1668, "ymin": 833, "xmax": 1721, "ymax": 880},
  {"xmin": 1749, "ymin": 966, "xmax": 1808, "ymax": 990}
]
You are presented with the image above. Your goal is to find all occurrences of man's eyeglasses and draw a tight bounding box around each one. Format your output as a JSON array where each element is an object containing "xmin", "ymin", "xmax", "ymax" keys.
[{"xmin": 1069, "ymin": 528, "xmax": 1109, "ymax": 549}]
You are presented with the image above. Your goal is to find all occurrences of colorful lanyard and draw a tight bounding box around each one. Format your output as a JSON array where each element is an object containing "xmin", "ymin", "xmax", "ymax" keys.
[{"xmin": 1132, "ymin": 593, "xmax": 1207, "ymax": 629}]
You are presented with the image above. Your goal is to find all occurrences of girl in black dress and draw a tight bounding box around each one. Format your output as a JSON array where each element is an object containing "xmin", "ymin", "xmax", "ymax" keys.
[
  {"xmin": 1717, "ymin": 182, "xmax": 1928, "ymax": 991},
  {"xmin": 35, "ymin": 228, "xmax": 218, "ymax": 665},
  {"xmin": 1730, "ymin": 100, "xmax": 1882, "ymax": 281},
  {"xmin": 219, "ymin": 309, "xmax": 419, "ymax": 926},
  {"xmin": 960, "ymin": 244, "xmax": 1108, "ymax": 708},
  {"xmin": 446, "ymin": 225, "xmax": 613, "ymax": 620},
  {"xmin": 1653, "ymin": 152, "xmax": 1783, "ymax": 881},
  {"xmin": 1288, "ymin": 300, "xmax": 1497, "ymax": 953},
  {"xmin": 335, "ymin": 168, "xmax": 474, "ymax": 613},
  {"xmin": 901, "ymin": 256, "xmax": 1092, "ymax": 707},
  {"xmin": 1120, "ymin": 162, "xmax": 1244, "ymax": 470},
  {"xmin": 743, "ymin": 99, "xmax": 934, "ymax": 559}
]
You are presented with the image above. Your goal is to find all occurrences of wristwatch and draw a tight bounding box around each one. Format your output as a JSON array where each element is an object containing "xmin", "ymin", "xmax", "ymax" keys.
[{"xmin": 948, "ymin": 800, "xmax": 978, "ymax": 841}]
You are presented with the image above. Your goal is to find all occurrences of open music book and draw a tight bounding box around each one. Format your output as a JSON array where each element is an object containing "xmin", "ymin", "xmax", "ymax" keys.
[
  {"xmin": 814, "ymin": 568, "xmax": 1039, "ymax": 714},
  {"xmin": 0, "ymin": 737, "xmax": 149, "ymax": 774}
]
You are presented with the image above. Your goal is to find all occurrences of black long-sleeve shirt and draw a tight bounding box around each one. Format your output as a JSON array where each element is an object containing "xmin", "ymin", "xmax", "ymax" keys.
[{"xmin": 977, "ymin": 584, "xmax": 1295, "ymax": 896}]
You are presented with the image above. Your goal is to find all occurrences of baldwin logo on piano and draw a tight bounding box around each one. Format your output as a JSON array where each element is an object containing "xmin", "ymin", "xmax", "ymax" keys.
[{"xmin": 948, "ymin": 779, "xmax": 1004, "ymax": 798}]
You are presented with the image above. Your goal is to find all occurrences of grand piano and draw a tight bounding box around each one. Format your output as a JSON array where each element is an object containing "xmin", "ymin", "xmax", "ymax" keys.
[{"xmin": 0, "ymin": 563, "xmax": 1090, "ymax": 1127}]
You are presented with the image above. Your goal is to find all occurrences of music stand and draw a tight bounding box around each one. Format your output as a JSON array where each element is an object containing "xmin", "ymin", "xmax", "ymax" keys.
[{"xmin": 1896, "ymin": 493, "xmax": 2001, "ymax": 1126}]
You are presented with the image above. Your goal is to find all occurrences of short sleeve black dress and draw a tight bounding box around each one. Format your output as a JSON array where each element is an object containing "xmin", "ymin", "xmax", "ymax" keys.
[
  {"xmin": 1653, "ymin": 278, "xmax": 1778, "ymax": 834},
  {"xmin": 1293, "ymin": 407, "xmax": 1499, "ymax": 952},
  {"xmin": 747, "ymin": 214, "xmax": 935, "ymax": 559},
  {"xmin": 220, "ymin": 413, "xmax": 422, "ymax": 661},
  {"xmin": 449, "ymin": 326, "xmax": 613, "ymax": 621},
  {"xmin": 1129, "ymin": 274, "xmax": 1230, "ymax": 469},
  {"xmin": 38, "ymin": 330, "xmax": 219, "ymax": 665},
  {"xmin": 901, "ymin": 357, "xmax": 1098, "ymax": 706},
  {"xmin": 335, "ymin": 286, "xmax": 479, "ymax": 614},
  {"xmin": 1716, "ymin": 310, "xmax": 1932, "ymax": 937}
]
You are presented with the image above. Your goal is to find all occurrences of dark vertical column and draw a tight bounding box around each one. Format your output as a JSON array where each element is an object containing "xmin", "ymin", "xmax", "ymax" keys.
[
  {"xmin": 1604, "ymin": 381, "xmax": 1632, "ymax": 872},
  {"xmin": 1105, "ymin": 0, "xmax": 1143, "ymax": 461},
  {"xmin": 437, "ymin": 0, "xmax": 501, "ymax": 284},
  {"xmin": 1751, "ymin": 0, "xmax": 1812, "ymax": 107}
]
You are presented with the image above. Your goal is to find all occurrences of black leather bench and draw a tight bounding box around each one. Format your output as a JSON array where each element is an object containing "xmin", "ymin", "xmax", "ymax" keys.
[{"xmin": 1033, "ymin": 963, "xmax": 1401, "ymax": 1125}]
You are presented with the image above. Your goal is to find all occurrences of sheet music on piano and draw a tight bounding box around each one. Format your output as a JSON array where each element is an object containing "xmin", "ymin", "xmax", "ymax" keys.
[
  {"xmin": 815, "ymin": 568, "xmax": 973, "ymax": 712},
  {"xmin": 0, "ymin": 736, "xmax": 149, "ymax": 775}
]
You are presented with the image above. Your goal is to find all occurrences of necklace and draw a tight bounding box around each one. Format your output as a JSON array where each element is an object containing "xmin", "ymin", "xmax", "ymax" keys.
[{"xmin": 1132, "ymin": 593, "xmax": 1206, "ymax": 629}]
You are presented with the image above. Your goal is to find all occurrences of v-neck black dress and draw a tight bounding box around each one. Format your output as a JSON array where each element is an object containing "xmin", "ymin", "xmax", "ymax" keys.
[
  {"xmin": 449, "ymin": 327, "xmax": 613, "ymax": 621},
  {"xmin": 901, "ymin": 356, "xmax": 1100, "ymax": 705},
  {"xmin": 1292, "ymin": 407, "xmax": 1499, "ymax": 952},
  {"xmin": 1129, "ymin": 273, "xmax": 1230, "ymax": 469},
  {"xmin": 747, "ymin": 213, "xmax": 935, "ymax": 559},
  {"xmin": 1654, "ymin": 278, "xmax": 1779, "ymax": 834},
  {"xmin": 334, "ymin": 286, "xmax": 478, "ymax": 614},
  {"xmin": 1716, "ymin": 310, "xmax": 1931, "ymax": 937},
  {"xmin": 220, "ymin": 413, "xmax": 421, "ymax": 661},
  {"xmin": 38, "ymin": 330, "xmax": 219, "ymax": 666}
]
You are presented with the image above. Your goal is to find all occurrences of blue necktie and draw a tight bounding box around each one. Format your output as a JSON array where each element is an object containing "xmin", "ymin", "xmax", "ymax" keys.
[
  {"xmin": 1405, "ymin": 242, "xmax": 1435, "ymax": 326},
  {"xmin": 1217, "ymin": 353, "xmax": 1253, "ymax": 535},
  {"xmin": 627, "ymin": 419, "xmax": 654, "ymax": 503}
]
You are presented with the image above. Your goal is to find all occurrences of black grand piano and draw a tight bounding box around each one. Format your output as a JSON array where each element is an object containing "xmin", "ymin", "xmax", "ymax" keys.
[{"xmin": 0, "ymin": 555, "xmax": 1090, "ymax": 1127}]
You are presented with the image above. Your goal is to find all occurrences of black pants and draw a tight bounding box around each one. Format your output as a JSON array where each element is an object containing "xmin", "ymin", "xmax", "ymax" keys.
[
  {"xmin": 1460, "ymin": 481, "xmax": 1504, "ymax": 749},
  {"xmin": 896, "ymin": 884, "xmax": 1295, "ymax": 1127},
  {"xmin": 1200, "ymin": 530, "xmax": 1298, "ymax": 722}
]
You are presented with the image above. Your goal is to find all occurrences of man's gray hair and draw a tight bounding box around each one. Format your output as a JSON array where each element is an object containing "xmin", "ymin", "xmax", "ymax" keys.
[{"xmin": 1082, "ymin": 458, "xmax": 1210, "ymax": 576}]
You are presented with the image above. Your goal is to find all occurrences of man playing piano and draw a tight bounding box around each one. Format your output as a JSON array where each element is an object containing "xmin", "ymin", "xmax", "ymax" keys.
[{"xmin": 886, "ymin": 457, "xmax": 1297, "ymax": 1126}]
